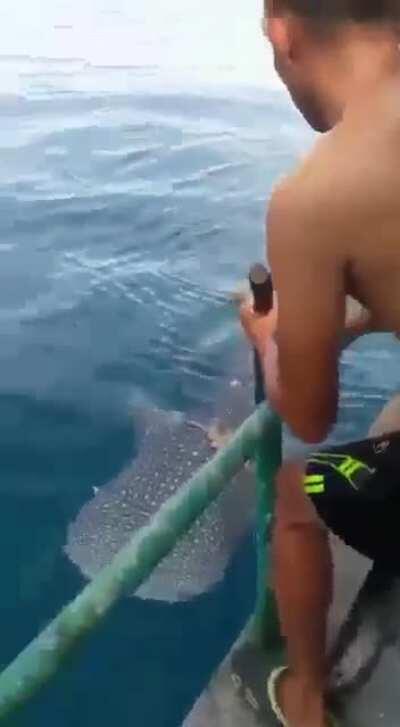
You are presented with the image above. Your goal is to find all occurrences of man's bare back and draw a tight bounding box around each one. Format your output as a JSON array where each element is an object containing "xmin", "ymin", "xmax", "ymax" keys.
[
  {"xmin": 282, "ymin": 78, "xmax": 400, "ymax": 337},
  {"xmin": 257, "ymin": 78, "xmax": 400, "ymax": 442}
]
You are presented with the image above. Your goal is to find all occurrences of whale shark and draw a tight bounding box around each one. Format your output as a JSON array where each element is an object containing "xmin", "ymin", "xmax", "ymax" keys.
[{"xmin": 64, "ymin": 334, "xmax": 258, "ymax": 602}]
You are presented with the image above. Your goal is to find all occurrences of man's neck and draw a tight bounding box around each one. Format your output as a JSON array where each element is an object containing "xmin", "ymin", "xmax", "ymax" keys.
[{"xmin": 318, "ymin": 27, "xmax": 400, "ymax": 129}]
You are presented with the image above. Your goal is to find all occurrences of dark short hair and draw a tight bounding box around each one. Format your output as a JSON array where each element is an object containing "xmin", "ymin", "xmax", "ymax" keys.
[{"xmin": 266, "ymin": 0, "xmax": 400, "ymax": 22}]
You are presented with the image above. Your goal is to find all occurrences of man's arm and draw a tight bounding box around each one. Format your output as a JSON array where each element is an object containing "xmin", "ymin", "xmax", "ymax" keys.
[{"xmin": 264, "ymin": 187, "xmax": 346, "ymax": 443}]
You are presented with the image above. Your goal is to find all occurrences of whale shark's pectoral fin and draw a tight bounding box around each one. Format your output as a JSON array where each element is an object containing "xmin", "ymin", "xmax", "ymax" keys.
[{"xmin": 186, "ymin": 420, "xmax": 209, "ymax": 436}]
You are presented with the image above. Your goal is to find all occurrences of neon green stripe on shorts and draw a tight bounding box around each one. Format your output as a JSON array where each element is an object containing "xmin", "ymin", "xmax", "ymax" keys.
[{"xmin": 304, "ymin": 474, "xmax": 325, "ymax": 495}]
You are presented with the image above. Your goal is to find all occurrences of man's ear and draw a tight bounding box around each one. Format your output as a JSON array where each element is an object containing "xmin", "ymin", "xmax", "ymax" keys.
[{"xmin": 266, "ymin": 15, "xmax": 291, "ymax": 57}]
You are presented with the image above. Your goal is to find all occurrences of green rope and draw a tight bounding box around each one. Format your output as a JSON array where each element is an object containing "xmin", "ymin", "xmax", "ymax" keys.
[{"xmin": 0, "ymin": 404, "xmax": 275, "ymax": 721}]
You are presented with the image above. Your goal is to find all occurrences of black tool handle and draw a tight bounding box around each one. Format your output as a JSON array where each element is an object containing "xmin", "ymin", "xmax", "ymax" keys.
[
  {"xmin": 249, "ymin": 263, "xmax": 273, "ymax": 315},
  {"xmin": 248, "ymin": 263, "xmax": 273, "ymax": 405}
]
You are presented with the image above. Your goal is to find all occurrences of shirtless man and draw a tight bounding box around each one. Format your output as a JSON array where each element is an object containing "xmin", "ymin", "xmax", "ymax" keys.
[{"xmin": 240, "ymin": 2, "xmax": 400, "ymax": 726}]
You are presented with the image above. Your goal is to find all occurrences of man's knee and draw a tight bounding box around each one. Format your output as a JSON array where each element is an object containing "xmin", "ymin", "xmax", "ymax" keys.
[{"xmin": 275, "ymin": 460, "xmax": 322, "ymax": 528}]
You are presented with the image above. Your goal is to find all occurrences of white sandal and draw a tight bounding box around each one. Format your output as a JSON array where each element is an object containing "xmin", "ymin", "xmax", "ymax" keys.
[
  {"xmin": 267, "ymin": 667, "xmax": 290, "ymax": 725},
  {"xmin": 267, "ymin": 666, "xmax": 339, "ymax": 726}
]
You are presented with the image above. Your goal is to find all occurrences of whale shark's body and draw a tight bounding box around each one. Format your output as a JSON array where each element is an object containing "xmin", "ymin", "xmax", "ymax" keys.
[{"xmin": 65, "ymin": 337, "xmax": 257, "ymax": 601}]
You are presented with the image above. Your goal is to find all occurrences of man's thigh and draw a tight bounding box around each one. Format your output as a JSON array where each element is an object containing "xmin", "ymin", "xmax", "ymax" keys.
[
  {"xmin": 275, "ymin": 461, "xmax": 326, "ymax": 529},
  {"xmin": 368, "ymin": 394, "xmax": 400, "ymax": 438}
]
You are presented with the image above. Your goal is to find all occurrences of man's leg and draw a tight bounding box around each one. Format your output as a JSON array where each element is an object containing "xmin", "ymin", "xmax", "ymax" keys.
[{"xmin": 272, "ymin": 461, "xmax": 333, "ymax": 727}]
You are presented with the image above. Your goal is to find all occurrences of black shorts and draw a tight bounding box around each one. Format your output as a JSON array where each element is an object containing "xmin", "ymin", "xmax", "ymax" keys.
[{"xmin": 305, "ymin": 432, "xmax": 400, "ymax": 571}]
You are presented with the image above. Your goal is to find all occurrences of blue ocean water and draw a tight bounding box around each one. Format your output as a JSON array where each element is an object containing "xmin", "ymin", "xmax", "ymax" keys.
[{"xmin": 1, "ymin": 2, "xmax": 399, "ymax": 725}]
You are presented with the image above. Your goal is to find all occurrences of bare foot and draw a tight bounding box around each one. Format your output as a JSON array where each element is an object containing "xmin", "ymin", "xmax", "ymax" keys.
[
  {"xmin": 206, "ymin": 421, "xmax": 233, "ymax": 450},
  {"xmin": 187, "ymin": 418, "xmax": 233, "ymax": 451},
  {"xmin": 277, "ymin": 671, "xmax": 329, "ymax": 727}
]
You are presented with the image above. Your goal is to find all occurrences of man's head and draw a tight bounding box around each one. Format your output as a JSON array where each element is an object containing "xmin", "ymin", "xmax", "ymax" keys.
[{"xmin": 264, "ymin": 1, "xmax": 400, "ymax": 131}]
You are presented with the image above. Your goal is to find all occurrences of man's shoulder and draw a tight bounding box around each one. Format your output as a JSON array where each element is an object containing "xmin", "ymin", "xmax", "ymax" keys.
[
  {"xmin": 268, "ymin": 130, "xmax": 367, "ymax": 255},
  {"xmin": 272, "ymin": 131, "xmax": 351, "ymax": 205},
  {"xmin": 267, "ymin": 158, "xmax": 340, "ymax": 255}
]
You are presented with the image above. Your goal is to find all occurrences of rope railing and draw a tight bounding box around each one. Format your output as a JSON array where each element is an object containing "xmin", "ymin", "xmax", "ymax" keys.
[
  {"xmin": 252, "ymin": 414, "xmax": 282, "ymax": 648},
  {"xmin": 0, "ymin": 403, "xmax": 281, "ymax": 721}
]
